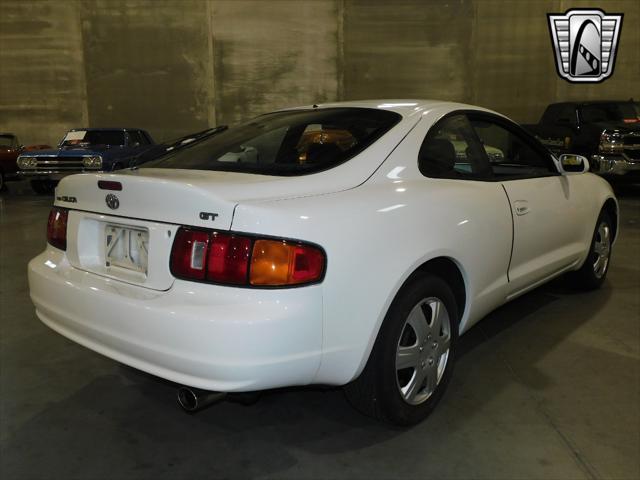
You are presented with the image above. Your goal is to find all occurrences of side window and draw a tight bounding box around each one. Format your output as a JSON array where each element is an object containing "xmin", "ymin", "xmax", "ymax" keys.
[
  {"xmin": 418, "ymin": 115, "xmax": 491, "ymax": 179},
  {"xmin": 555, "ymin": 105, "xmax": 577, "ymax": 124},
  {"xmin": 470, "ymin": 119, "xmax": 556, "ymax": 178},
  {"xmin": 136, "ymin": 131, "xmax": 150, "ymax": 145},
  {"xmin": 127, "ymin": 131, "xmax": 142, "ymax": 146}
]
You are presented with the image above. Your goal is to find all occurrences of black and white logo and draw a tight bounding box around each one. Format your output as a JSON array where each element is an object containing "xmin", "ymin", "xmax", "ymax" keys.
[
  {"xmin": 105, "ymin": 193, "xmax": 120, "ymax": 210},
  {"xmin": 548, "ymin": 9, "xmax": 623, "ymax": 83}
]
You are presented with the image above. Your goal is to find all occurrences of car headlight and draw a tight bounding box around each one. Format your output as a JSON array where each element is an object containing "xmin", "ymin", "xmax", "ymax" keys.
[
  {"xmin": 17, "ymin": 156, "xmax": 38, "ymax": 169},
  {"xmin": 82, "ymin": 155, "xmax": 103, "ymax": 169},
  {"xmin": 599, "ymin": 131, "xmax": 624, "ymax": 154}
]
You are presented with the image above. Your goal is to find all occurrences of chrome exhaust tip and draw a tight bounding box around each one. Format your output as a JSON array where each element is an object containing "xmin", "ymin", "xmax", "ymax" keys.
[{"xmin": 177, "ymin": 387, "xmax": 226, "ymax": 413}]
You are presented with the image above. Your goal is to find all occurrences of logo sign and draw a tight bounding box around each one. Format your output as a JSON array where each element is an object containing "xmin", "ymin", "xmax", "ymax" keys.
[
  {"xmin": 548, "ymin": 9, "xmax": 623, "ymax": 83},
  {"xmin": 105, "ymin": 193, "xmax": 120, "ymax": 210}
]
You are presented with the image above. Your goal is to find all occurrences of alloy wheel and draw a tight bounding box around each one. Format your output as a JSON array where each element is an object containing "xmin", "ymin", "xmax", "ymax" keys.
[
  {"xmin": 396, "ymin": 297, "xmax": 451, "ymax": 405},
  {"xmin": 592, "ymin": 221, "xmax": 611, "ymax": 279}
]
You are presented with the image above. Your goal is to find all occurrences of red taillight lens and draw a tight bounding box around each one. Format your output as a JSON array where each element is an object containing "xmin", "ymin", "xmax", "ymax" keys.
[
  {"xmin": 170, "ymin": 228, "xmax": 210, "ymax": 280},
  {"xmin": 207, "ymin": 232, "xmax": 251, "ymax": 284},
  {"xmin": 170, "ymin": 227, "xmax": 325, "ymax": 287},
  {"xmin": 47, "ymin": 207, "xmax": 68, "ymax": 250}
]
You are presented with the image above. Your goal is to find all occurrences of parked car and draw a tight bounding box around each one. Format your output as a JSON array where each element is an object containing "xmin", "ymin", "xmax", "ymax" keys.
[
  {"xmin": 523, "ymin": 100, "xmax": 640, "ymax": 179},
  {"xmin": 28, "ymin": 100, "xmax": 617, "ymax": 425},
  {"xmin": 0, "ymin": 133, "xmax": 50, "ymax": 191},
  {"xmin": 17, "ymin": 128, "xmax": 155, "ymax": 194}
]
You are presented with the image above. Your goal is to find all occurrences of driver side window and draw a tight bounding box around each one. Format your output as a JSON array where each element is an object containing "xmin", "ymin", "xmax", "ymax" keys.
[{"xmin": 469, "ymin": 119, "xmax": 556, "ymax": 178}]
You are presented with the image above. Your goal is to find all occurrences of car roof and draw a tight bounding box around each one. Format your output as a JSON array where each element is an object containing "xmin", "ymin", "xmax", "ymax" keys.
[
  {"xmin": 276, "ymin": 99, "xmax": 492, "ymax": 118},
  {"xmin": 550, "ymin": 100, "xmax": 637, "ymax": 106}
]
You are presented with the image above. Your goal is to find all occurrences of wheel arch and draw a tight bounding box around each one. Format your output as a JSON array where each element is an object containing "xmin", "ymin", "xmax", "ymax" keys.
[
  {"xmin": 409, "ymin": 257, "xmax": 467, "ymax": 322},
  {"xmin": 348, "ymin": 255, "xmax": 469, "ymax": 384}
]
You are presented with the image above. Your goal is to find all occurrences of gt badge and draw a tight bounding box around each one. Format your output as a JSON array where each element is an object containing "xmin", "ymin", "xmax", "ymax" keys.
[{"xmin": 547, "ymin": 9, "xmax": 623, "ymax": 83}]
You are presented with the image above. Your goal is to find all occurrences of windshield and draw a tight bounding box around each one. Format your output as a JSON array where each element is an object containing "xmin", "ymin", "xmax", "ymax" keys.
[
  {"xmin": 0, "ymin": 135, "xmax": 15, "ymax": 147},
  {"xmin": 61, "ymin": 130, "xmax": 125, "ymax": 147},
  {"xmin": 579, "ymin": 102, "xmax": 640, "ymax": 123},
  {"xmin": 144, "ymin": 108, "xmax": 401, "ymax": 176}
]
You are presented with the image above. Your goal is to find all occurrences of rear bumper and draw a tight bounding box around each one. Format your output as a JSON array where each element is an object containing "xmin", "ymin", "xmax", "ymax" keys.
[{"xmin": 28, "ymin": 248, "xmax": 323, "ymax": 391}]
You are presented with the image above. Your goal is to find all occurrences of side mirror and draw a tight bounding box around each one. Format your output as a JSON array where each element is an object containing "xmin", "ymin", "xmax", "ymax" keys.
[{"xmin": 558, "ymin": 154, "xmax": 589, "ymax": 174}]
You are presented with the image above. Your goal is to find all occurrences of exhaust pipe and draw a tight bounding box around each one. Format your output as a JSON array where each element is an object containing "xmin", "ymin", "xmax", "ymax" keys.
[{"xmin": 177, "ymin": 387, "xmax": 226, "ymax": 413}]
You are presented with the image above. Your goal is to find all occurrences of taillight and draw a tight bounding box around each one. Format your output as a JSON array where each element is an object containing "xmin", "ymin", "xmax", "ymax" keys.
[
  {"xmin": 170, "ymin": 227, "xmax": 325, "ymax": 287},
  {"xmin": 207, "ymin": 232, "xmax": 252, "ymax": 284},
  {"xmin": 47, "ymin": 207, "xmax": 68, "ymax": 251},
  {"xmin": 170, "ymin": 228, "xmax": 210, "ymax": 280},
  {"xmin": 250, "ymin": 240, "xmax": 325, "ymax": 286}
]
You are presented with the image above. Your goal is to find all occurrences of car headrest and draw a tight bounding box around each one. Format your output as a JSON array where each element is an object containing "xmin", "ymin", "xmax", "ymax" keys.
[
  {"xmin": 305, "ymin": 143, "xmax": 343, "ymax": 164},
  {"xmin": 419, "ymin": 138, "xmax": 456, "ymax": 176}
]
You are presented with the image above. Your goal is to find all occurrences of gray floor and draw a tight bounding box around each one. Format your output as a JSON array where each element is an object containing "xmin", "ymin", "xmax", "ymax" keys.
[{"xmin": 1, "ymin": 182, "xmax": 638, "ymax": 480}]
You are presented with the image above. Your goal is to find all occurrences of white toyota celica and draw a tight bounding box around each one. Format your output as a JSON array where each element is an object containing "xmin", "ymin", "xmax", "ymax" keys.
[{"xmin": 28, "ymin": 100, "xmax": 617, "ymax": 425}]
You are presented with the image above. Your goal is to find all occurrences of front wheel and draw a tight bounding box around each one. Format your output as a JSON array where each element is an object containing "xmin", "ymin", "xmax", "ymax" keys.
[
  {"xmin": 345, "ymin": 273, "xmax": 459, "ymax": 426},
  {"xmin": 571, "ymin": 210, "xmax": 614, "ymax": 290}
]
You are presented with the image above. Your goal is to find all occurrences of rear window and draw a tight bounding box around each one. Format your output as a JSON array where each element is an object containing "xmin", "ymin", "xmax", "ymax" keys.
[
  {"xmin": 579, "ymin": 103, "xmax": 640, "ymax": 123},
  {"xmin": 143, "ymin": 108, "xmax": 401, "ymax": 176}
]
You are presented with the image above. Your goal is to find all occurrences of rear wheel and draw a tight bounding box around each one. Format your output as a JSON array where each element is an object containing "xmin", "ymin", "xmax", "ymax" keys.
[
  {"xmin": 345, "ymin": 273, "xmax": 459, "ymax": 426},
  {"xmin": 572, "ymin": 210, "xmax": 614, "ymax": 290}
]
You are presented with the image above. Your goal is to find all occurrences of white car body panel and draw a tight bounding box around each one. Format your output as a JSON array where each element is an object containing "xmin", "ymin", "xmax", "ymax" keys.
[{"xmin": 27, "ymin": 100, "xmax": 618, "ymax": 391}]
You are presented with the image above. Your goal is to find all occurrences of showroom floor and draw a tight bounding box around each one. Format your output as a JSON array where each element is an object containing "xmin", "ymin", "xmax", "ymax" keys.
[{"xmin": 1, "ymin": 183, "xmax": 638, "ymax": 480}]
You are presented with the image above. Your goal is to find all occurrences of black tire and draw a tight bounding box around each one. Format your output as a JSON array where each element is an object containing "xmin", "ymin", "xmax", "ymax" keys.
[
  {"xmin": 345, "ymin": 273, "xmax": 459, "ymax": 426},
  {"xmin": 0, "ymin": 171, "xmax": 5, "ymax": 192},
  {"xmin": 112, "ymin": 162, "xmax": 124, "ymax": 171},
  {"xmin": 571, "ymin": 210, "xmax": 614, "ymax": 290}
]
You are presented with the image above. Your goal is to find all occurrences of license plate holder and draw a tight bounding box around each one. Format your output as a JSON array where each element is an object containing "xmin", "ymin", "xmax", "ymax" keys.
[{"xmin": 105, "ymin": 225, "xmax": 149, "ymax": 274}]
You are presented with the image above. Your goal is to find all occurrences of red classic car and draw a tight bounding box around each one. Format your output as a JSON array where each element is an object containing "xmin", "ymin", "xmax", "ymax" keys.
[{"xmin": 0, "ymin": 133, "xmax": 50, "ymax": 191}]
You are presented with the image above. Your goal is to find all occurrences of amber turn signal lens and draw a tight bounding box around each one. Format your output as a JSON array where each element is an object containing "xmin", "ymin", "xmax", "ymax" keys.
[{"xmin": 250, "ymin": 239, "xmax": 324, "ymax": 286}]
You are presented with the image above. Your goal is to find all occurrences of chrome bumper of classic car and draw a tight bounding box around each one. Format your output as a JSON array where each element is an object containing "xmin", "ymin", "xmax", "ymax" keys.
[
  {"xmin": 18, "ymin": 169, "xmax": 102, "ymax": 180},
  {"xmin": 591, "ymin": 154, "xmax": 640, "ymax": 176}
]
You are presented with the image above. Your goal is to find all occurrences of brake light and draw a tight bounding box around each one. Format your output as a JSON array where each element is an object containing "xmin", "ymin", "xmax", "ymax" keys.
[
  {"xmin": 47, "ymin": 207, "xmax": 68, "ymax": 251},
  {"xmin": 207, "ymin": 232, "xmax": 251, "ymax": 284},
  {"xmin": 170, "ymin": 227, "xmax": 325, "ymax": 287},
  {"xmin": 98, "ymin": 180, "xmax": 122, "ymax": 191}
]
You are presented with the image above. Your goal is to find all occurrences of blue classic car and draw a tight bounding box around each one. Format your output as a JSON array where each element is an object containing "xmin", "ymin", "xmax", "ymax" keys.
[{"xmin": 17, "ymin": 128, "xmax": 156, "ymax": 193}]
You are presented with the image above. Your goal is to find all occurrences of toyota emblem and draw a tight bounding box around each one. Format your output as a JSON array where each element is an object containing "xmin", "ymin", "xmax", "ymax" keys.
[{"xmin": 105, "ymin": 193, "xmax": 120, "ymax": 210}]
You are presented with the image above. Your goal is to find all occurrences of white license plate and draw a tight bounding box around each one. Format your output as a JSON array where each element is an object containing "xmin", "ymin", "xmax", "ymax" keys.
[{"xmin": 105, "ymin": 225, "xmax": 149, "ymax": 274}]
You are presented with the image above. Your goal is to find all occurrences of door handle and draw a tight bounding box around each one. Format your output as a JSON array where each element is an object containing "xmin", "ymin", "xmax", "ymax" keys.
[{"xmin": 514, "ymin": 200, "xmax": 530, "ymax": 216}]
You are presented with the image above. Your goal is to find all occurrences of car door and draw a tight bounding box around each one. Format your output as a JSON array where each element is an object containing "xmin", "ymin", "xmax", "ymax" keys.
[
  {"xmin": 413, "ymin": 113, "xmax": 513, "ymax": 324},
  {"xmin": 468, "ymin": 113, "xmax": 586, "ymax": 297}
]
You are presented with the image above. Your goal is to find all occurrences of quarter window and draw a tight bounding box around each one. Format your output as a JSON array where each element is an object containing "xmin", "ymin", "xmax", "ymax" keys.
[{"xmin": 418, "ymin": 115, "xmax": 491, "ymax": 179}]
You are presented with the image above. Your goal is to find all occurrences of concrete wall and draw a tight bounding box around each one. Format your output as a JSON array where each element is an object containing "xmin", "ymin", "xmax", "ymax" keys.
[{"xmin": 1, "ymin": 0, "xmax": 638, "ymax": 146}]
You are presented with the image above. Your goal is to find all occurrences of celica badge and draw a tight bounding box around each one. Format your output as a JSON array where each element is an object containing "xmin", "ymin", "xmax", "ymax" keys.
[
  {"xmin": 547, "ymin": 9, "xmax": 623, "ymax": 83},
  {"xmin": 105, "ymin": 193, "xmax": 120, "ymax": 210}
]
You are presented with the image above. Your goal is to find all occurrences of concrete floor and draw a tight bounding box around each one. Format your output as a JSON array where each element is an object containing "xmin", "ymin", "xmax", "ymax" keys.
[{"xmin": 1, "ymin": 182, "xmax": 638, "ymax": 480}]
